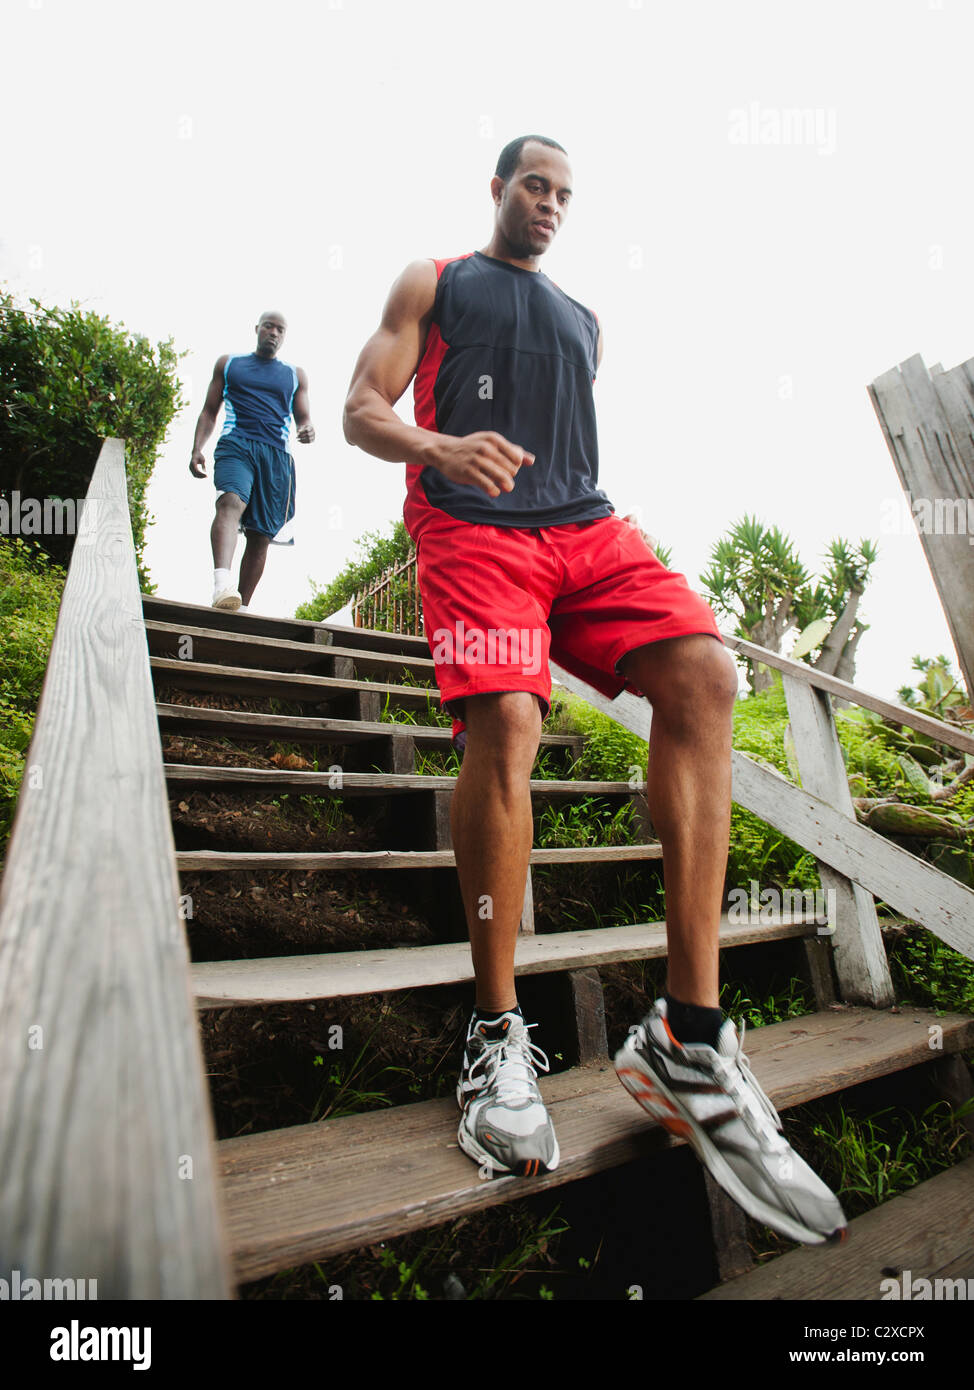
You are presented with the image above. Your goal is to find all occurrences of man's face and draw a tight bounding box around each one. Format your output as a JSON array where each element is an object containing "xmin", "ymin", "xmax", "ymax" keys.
[
  {"xmin": 494, "ymin": 143, "xmax": 573, "ymax": 259},
  {"xmin": 255, "ymin": 315, "xmax": 287, "ymax": 357}
]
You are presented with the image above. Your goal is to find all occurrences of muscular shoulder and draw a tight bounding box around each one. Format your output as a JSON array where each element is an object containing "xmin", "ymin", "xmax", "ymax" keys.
[{"xmin": 383, "ymin": 259, "xmax": 438, "ymax": 328}]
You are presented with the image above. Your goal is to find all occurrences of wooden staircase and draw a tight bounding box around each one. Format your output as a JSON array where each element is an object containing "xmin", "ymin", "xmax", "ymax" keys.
[
  {"xmin": 2, "ymin": 440, "xmax": 973, "ymax": 1300},
  {"xmin": 146, "ymin": 593, "xmax": 974, "ymax": 1293}
]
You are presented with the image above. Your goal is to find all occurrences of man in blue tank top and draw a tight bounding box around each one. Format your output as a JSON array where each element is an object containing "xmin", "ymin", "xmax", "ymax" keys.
[
  {"xmin": 343, "ymin": 137, "xmax": 846, "ymax": 1246},
  {"xmin": 189, "ymin": 310, "xmax": 315, "ymax": 612}
]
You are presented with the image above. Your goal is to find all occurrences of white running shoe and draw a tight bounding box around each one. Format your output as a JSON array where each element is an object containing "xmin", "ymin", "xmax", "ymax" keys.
[
  {"xmin": 457, "ymin": 1012, "xmax": 560, "ymax": 1178},
  {"xmin": 614, "ymin": 998, "xmax": 848, "ymax": 1246},
  {"xmin": 212, "ymin": 587, "xmax": 241, "ymax": 611}
]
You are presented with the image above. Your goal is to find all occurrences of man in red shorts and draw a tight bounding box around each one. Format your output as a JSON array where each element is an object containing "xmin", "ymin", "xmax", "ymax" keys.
[{"xmin": 342, "ymin": 135, "xmax": 846, "ymax": 1245}]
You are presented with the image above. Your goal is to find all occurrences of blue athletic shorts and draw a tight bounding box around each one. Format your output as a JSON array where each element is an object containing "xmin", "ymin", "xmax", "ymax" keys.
[{"xmin": 213, "ymin": 433, "xmax": 296, "ymax": 545}]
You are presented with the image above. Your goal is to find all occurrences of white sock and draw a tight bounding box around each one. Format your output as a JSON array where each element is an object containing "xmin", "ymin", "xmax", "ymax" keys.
[{"xmin": 213, "ymin": 568, "xmax": 232, "ymax": 592}]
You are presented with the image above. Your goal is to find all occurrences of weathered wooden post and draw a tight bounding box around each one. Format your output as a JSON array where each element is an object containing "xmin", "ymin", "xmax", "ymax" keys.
[{"xmin": 870, "ymin": 354, "xmax": 974, "ymax": 699}]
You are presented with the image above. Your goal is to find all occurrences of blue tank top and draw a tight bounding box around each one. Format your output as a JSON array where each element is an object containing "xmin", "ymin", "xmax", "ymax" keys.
[
  {"xmin": 220, "ymin": 353, "xmax": 298, "ymax": 448},
  {"xmin": 410, "ymin": 251, "xmax": 614, "ymax": 527}
]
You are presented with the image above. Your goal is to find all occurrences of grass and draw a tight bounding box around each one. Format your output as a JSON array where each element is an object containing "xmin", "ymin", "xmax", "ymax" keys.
[
  {"xmin": 535, "ymin": 797, "xmax": 637, "ymax": 849},
  {"xmin": 309, "ymin": 1001, "xmax": 458, "ymax": 1121},
  {"xmin": 719, "ymin": 975, "xmax": 815, "ymax": 1029},
  {"xmin": 887, "ymin": 926, "xmax": 974, "ymax": 1016},
  {"xmin": 412, "ymin": 747, "xmax": 461, "ymax": 777},
  {"xmin": 324, "ymin": 1205, "xmax": 571, "ymax": 1301},
  {"xmin": 531, "ymin": 860, "xmax": 667, "ymax": 933},
  {"xmin": 378, "ymin": 691, "xmax": 452, "ymax": 728},
  {"xmin": 268, "ymin": 791, "xmax": 351, "ymax": 837},
  {"xmin": 786, "ymin": 1096, "xmax": 974, "ymax": 1221}
]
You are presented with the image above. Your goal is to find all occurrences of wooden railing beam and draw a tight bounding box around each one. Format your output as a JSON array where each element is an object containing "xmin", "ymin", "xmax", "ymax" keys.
[
  {"xmin": 722, "ymin": 635, "xmax": 974, "ymax": 758},
  {"xmin": 782, "ymin": 675, "xmax": 893, "ymax": 1007},
  {"xmin": 0, "ymin": 439, "xmax": 231, "ymax": 1297}
]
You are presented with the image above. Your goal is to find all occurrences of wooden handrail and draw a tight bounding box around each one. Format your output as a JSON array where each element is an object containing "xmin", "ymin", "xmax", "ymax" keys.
[
  {"xmin": 0, "ymin": 440, "xmax": 231, "ymax": 1298},
  {"xmin": 722, "ymin": 633, "xmax": 974, "ymax": 757}
]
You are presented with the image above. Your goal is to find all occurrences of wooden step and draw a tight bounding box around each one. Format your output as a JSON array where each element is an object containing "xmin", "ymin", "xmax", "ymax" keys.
[
  {"xmin": 150, "ymin": 657, "xmax": 444, "ymax": 711},
  {"xmin": 218, "ymin": 1006, "xmax": 974, "ymax": 1282},
  {"xmin": 192, "ymin": 915, "xmax": 824, "ymax": 1007},
  {"xmin": 156, "ymin": 702, "xmax": 581, "ymax": 750},
  {"xmin": 165, "ymin": 765, "xmax": 633, "ymax": 797},
  {"xmin": 141, "ymin": 594, "xmax": 430, "ymax": 658},
  {"xmin": 177, "ymin": 844, "xmax": 661, "ymax": 871},
  {"xmin": 699, "ymin": 1155, "xmax": 974, "ymax": 1301},
  {"xmin": 142, "ymin": 595, "xmax": 323, "ymax": 644},
  {"xmin": 319, "ymin": 621, "xmax": 430, "ymax": 659},
  {"xmin": 146, "ymin": 620, "xmax": 435, "ymax": 682}
]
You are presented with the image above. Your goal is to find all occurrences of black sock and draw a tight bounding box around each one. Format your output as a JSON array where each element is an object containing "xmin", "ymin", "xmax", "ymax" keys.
[
  {"xmin": 664, "ymin": 992, "xmax": 724, "ymax": 1048},
  {"xmin": 474, "ymin": 1004, "xmax": 522, "ymax": 1023}
]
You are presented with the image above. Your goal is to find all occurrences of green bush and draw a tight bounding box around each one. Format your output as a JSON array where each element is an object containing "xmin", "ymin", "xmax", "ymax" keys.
[
  {"xmin": 0, "ymin": 537, "xmax": 65, "ymax": 860},
  {"xmin": 553, "ymin": 691, "xmax": 647, "ymax": 781},
  {"xmin": 887, "ymin": 927, "xmax": 974, "ymax": 1015},
  {"xmin": 295, "ymin": 521, "xmax": 414, "ymax": 626},
  {"xmin": 0, "ymin": 288, "xmax": 184, "ymax": 589}
]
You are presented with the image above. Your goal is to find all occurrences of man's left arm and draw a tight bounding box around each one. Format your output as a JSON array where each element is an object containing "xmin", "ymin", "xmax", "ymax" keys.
[{"xmin": 293, "ymin": 367, "xmax": 315, "ymax": 443}]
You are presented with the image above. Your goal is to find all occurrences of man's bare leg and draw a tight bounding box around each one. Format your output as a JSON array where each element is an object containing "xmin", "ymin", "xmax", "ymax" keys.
[
  {"xmin": 614, "ymin": 635, "xmax": 849, "ymax": 1244},
  {"xmin": 238, "ymin": 530, "xmax": 271, "ymax": 606},
  {"xmin": 451, "ymin": 690, "xmax": 559, "ymax": 1176},
  {"xmin": 618, "ymin": 635, "xmax": 739, "ymax": 1008},
  {"xmin": 211, "ymin": 492, "xmax": 245, "ymax": 571},
  {"xmin": 450, "ymin": 691, "xmax": 542, "ymax": 1011}
]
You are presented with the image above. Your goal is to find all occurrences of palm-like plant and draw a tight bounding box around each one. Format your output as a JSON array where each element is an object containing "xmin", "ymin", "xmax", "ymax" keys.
[{"xmin": 702, "ymin": 518, "xmax": 878, "ymax": 691}]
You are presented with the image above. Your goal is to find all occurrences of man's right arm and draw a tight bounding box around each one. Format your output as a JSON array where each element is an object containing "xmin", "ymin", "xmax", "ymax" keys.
[
  {"xmin": 343, "ymin": 260, "xmax": 533, "ymax": 498},
  {"xmin": 189, "ymin": 355, "xmax": 229, "ymax": 478}
]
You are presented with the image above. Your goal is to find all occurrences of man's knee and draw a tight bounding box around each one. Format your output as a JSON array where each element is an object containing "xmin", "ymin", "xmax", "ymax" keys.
[
  {"xmin": 215, "ymin": 491, "xmax": 246, "ymax": 517},
  {"xmin": 462, "ymin": 692, "xmax": 543, "ymax": 768},
  {"xmin": 625, "ymin": 637, "xmax": 739, "ymax": 722}
]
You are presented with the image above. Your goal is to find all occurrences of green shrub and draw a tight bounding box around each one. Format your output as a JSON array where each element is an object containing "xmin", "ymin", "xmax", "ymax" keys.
[
  {"xmin": 887, "ymin": 927, "xmax": 974, "ymax": 1015},
  {"xmin": 553, "ymin": 692, "xmax": 647, "ymax": 782},
  {"xmin": 0, "ymin": 537, "xmax": 65, "ymax": 859},
  {"xmin": 296, "ymin": 521, "xmax": 414, "ymax": 626},
  {"xmin": 0, "ymin": 289, "xmax": 183, "ymax": 590}
]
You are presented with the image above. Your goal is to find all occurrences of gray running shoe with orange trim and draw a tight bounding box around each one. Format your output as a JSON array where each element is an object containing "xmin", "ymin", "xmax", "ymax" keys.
[
  {"xmin": 614, "ymin": 997, "xmax": 847, "ymax": 1246},
  {"xmin": 457, "ymin": 1011, "xmax": 559, "ymax": 1178}
]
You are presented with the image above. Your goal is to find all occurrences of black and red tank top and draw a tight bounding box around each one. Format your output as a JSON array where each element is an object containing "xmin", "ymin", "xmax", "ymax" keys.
[{"xmin": 405, "ymin": 250, "xmax": 614, "ymax": 534}]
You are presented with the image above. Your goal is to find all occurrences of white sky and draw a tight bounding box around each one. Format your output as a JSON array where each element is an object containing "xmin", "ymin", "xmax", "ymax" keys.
[{"xmin": 2, "ymin": 0, "xmax": 972, "ymax": 701}]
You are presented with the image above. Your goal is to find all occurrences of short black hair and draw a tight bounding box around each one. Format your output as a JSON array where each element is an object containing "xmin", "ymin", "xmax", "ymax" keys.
[{"xmin": 494, "ymin": 134, "xmax": 567, "ymax": 183}]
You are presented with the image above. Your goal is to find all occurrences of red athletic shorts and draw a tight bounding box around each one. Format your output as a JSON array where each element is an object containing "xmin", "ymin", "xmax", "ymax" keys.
[{"xmin": 410, "ymin": 502, "xmax": 724, "ymax": 748}]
